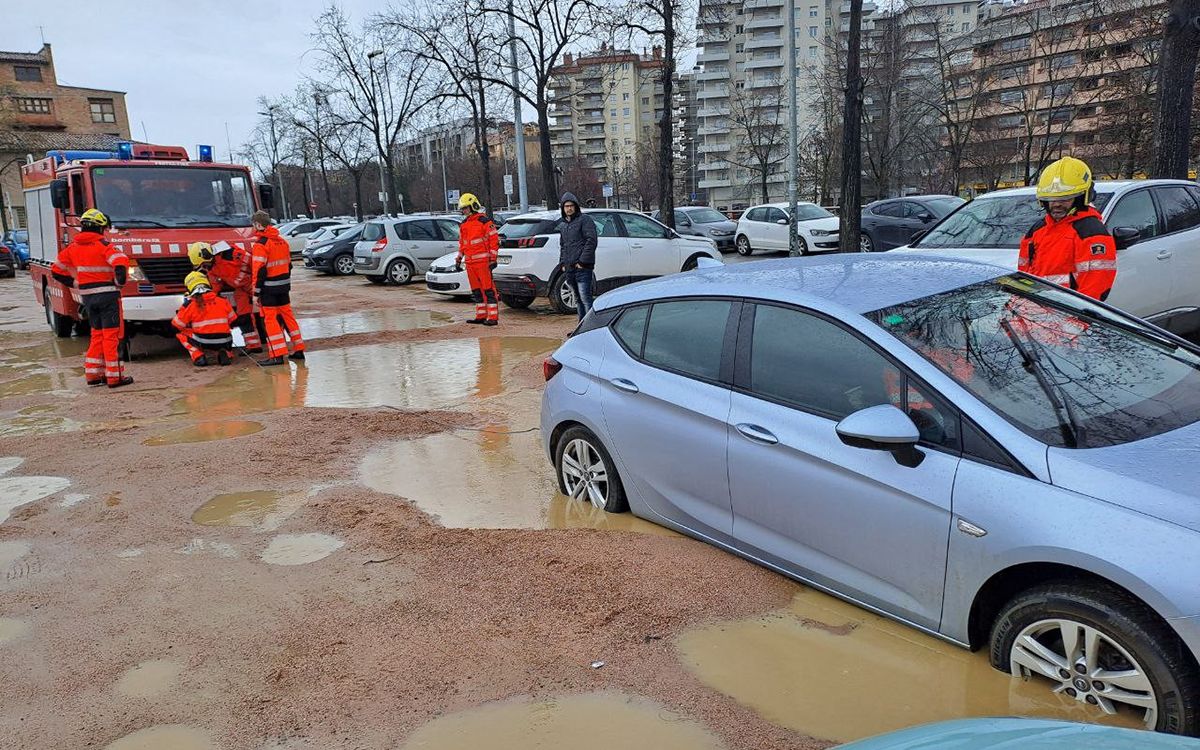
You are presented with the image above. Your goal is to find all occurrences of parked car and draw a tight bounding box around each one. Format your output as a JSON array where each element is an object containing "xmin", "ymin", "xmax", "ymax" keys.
[
  {"xmin": 892, "ymin": 179, "xmax": 1200, "ymax": 336},
  {"xmin": 353, "ymin": 216, "xmax": 461, "ymax": 285},
  {"xmin": 492, "ymin": 208, "xmax": 722, "ymax": 314},
  {"xmin": 542, "ymin": 253, "xmax": 1200, "ymax": 735},
  {"xmin": 650, "ymin": 206, "xmax": 739, "ymax": 252},
  {"xmin": 3, "ymin": 229, "xmax": 29, "ymax": 269},
  {"xmin": 735, "ymin": 202, "xmax": 840, "ymax": 256},
  {"xmin": 837, "ymin": 718, "xmax": 1200, "ymax": 749},
  {"xmin": 303, "ymin": 223, "xmax": 354, "ymax": 251},
  {"xmin": 425, "ymin": 252, "xmax": 472, "ymax": 297},
  {"xmin": 303, "ymin": 224, "xmax": 365, "ymax": 276},
  {"xmin": 278, "ymin": 218, "xmax": 346, "ymax": 259},
  {"xmin": 0, "ymin": 242, "xmax": 14, "ymax": 278},
  {"xmin": 861, "ymin": 195, "xmax": 965, "ymax": 252}
]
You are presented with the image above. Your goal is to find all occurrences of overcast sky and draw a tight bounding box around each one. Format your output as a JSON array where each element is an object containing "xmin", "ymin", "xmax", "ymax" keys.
[{"xmin": 1, "ymin": 0, "xmax": 382, "ymax": 161}]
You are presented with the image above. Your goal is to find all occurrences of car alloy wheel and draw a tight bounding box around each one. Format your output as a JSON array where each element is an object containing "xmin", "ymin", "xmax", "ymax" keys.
[
  {"xmin": 333, "ymin": 254, "xmax": 356, "ymax": 276},
  {"xmin": 860, "ymin": 234, "xmax": 874, "ymax": 252},
  {"xmin": 551, "ymin": 275, "xmax": 576, "ymax": 314},
  {"xmin": 387, "ymin": 259, "xmax": 413, "ymax": 285},
  {"xmin": 561, "ymin": 438, "xmax": 612, "ymax": 510},
  {"xmin": 1009, "ymin": 618, "xmax": 1158, "ymax": 728},
  {"xmin": 735, "ymin": 235, "xmax": 752, "ymax": 256}
]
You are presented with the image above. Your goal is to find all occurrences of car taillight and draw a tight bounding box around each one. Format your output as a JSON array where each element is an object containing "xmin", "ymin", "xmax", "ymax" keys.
[
  {"xmin": 371, "ymin": 239, "xmax": 387, "ymax": 253},
  {"xmin": 517, "ymin": 236, "xmax": 549, "ymax": 248},
  {"xmin": 543, "ymin": 357, "xmax": 563, "ymax": 381}
]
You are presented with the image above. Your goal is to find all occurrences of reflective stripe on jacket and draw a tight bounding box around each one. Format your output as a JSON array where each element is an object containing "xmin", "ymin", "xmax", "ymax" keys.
[
  {"xmin": 210, "ymin": 245, "xmax": 252, "ymax": 291},
  {"xmin": 1018, "ymin": 207, "xmax": 1116, "ymax": 301},
  {"xmin": 251, "ymin": 226, "xmax": 292, "ymax": 292},
  {"xmin": 456, "ymin": 213, "xmax": 499, "ymax": 265},
  {"xmin": 171, "ymin": 292, "xmax": 237, "ymax": 345},
  {"xmin": 51, "ymin": 232, "xmax": 129, "ymax": 295}
]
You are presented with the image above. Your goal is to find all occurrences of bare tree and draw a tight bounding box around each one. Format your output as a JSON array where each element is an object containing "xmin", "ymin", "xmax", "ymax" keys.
[
  {"xmin": 838, "ymin": 0, "xmax": 865, "ymax": 253},
  {"xmin": 720, "ymin": 78, "xmax": 788, "ymax": 203},
  {"xmin": 1152, "ymin": 0, "xmax": 1200, "ymax": 177}
]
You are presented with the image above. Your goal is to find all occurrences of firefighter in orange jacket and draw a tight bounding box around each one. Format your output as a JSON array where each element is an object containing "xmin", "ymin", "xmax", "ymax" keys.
[
  {"xmin": 1019, "ymin": 156, "xmax": 1117, "ymax": 301},
  {"xmin": 173, "ymin": 272, "xmax": 237, "ymax": 367},
  {"xmin": 455, "ymin": 193, "xmax": 500, "ymax": 325},
  {"xmin": 50, "ymin": 209, "xmax": 133, "ymax": 388},
  {"xmin": 190, "ymin": 240, "xmax": 263, "ymax": 353},
  {"xmin": 250, "ymin": 210, "xmax": 305, "ymax": 366}
]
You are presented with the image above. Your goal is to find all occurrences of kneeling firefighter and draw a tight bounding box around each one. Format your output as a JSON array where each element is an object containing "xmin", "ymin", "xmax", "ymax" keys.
[
  {"xmin": 172, "ymin": 272, "xmax": 237, "ymax": 367},
  {"xmin": 189, "ymin": 240, "xmax": 263, "ymax": 353}
]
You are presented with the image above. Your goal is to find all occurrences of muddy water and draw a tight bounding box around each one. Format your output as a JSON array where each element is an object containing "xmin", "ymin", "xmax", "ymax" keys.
[
  {"xmin": 297, "ymin": 308, "xmax": 454, "ymax": 339},
  {"xmin": 104, "ymin": 725, "xmax": 215, "ymax": 750},
  {"xmin": 0, "ymin": 617, "xmax": 32, "ymax": 645},
  {"xmin": 0, "ymin": 476, "xmax": 71, "ymax": 523},
  {"xmin": 260, "ymin": 533, "xmax": 344, "ymax": 566},
  {"xmin": 359, "ymin": 429, "xmax": 675, "ymax": 535},
  {"xmin": 173, "ymin": 337, "xmax": 558, "ymax": 417},
  {"xmin": 401, "ymin": 691, "xmax": 725, "ymax": 749},
  {"xmin": 677, "ymin": 588, "xmax": 1144, "ymax": 743},
  {"xmin": 0, "ymin": 336, "xmax": 88, "ymax": 366},
  {"xmin": 0, "ymin": 414, "xmax": 83, "ymax": 438},
  {"xmin": 144, "ymin": 420, "xmax": 264, "ymax": 446},
  {"xmin": 192, "ymin": 491, "xmax": 284, "ymax": 527},
  {"xmin": 114, "ymin": 659, "xmax": 183, "ymax": 698},
  {"xmin": 0, "ymin": 456, "xmax": 22, "ymax": 476},
  {"xmin": 0, "ymin": 373, "xmax": 54, "ymax": 398}
]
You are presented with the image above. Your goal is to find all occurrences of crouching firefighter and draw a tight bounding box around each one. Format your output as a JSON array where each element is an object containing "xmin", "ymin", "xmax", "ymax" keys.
[
  {"xmin": 173, "ymin": 272, "xmax": 237, "ymax": 367},
  {"xmin": 456, "ymin": 193, "xmax": 500, "ymax": 326},
  {"xmin": 189, "ymin": 240, "xmax": 263, "ymax": 353},
  {"xmin": 50, "ymin": 208, "xmax": 134, "ymax": 388},
  {"xmin": 250, "ymin": 210, "xmax": 305, "ymax": 365}
]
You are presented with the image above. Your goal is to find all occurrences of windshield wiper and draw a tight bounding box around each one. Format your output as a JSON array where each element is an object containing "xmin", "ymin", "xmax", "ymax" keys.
[
  {"xmin": 115, "ymin": 219, "xmax": 171, "ymax": 228},
  {"xmin": 1006, "ymin": 286, "xmax": 1184, "ymax": 353},
  {"xmin": 1001, "ymin": 318, "xmax": 1085, "ymax": 448},
  {"xmin": 173, "ymin": 219, "xmax": 245, "ymax": 227}
]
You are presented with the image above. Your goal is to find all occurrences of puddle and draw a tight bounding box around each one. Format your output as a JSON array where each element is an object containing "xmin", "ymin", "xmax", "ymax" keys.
[
  {"xmin": 104, "ymin": 725, "xmax": 215, "ymax": 750},
  {"xmin": 143, "ymin": 420, "xmax": 264, "ymax": 446},
  {"xmin": 676, "ymin": 588, "xmax": 1144, "ymax": 743},
  {"xmin": 0, "ymin": 373, "xmax": 53, "ymax": 398},
  {"xmin": 116, "ymin": 548, "xmax": 144, "ymax": 558},
  {"xmin": 60, "ymin": 493, "xmax": 90, "ymax": 508},
  {"xmin": 173, "ymin": 337, "xmax": 558, "ymax": 417},
  {"xmin": 400, "ymin": 691, "xmax": 725, "ymax": 750},
  {"xmin": 0, "ymin": 414, "xmax": 83, "ymax": 437},
  {"xmin": 360, "ymin": 430, "xmax": 676, "ymax": 534},
  {"xmin": 18, "ymin": 404, "xmax": 56, "ymax": 415},
  {"xmin": 0, "ymin": 337, "xmax": 88, "ymax": 366},
  {"xmin": 260, "ymin": 533, "xmax": 344, "ymax": 566},
  {"xmin": 115, "ymin": 659, "xmax": 183, "ymax": 698},
  {"xmin": 0, "ymin": 456, "xmax": 22, "ymax": 476},
  {"xmin": 177, "ymin": 538, "xmax": 238, "ymax": 559},
  {"xmin": 0, "ymin": 617, "xmax": 32, "ymax": 645},
  {"xmin": 191, "ymin": 490, "xmax": 307, "ymax": 531},
  {"xmin": 0, "ymin": 476, "xmax": 71, "ymax": 523},
  {"xmin": 0, "ymin": 540, "xmax": 32, "ymax": 569},
  {"xmin": 297, "ymin": 308, "xmax": 454, "ymax": 339}
]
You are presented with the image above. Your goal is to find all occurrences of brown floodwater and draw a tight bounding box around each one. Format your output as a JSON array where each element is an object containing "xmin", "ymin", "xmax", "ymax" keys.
[
  {"xmin": 259, "ymin": 533, "xmax": 344, "ymax": 566},
  {"xmin": 676, "ymin": 587, "xmax": 1145, "ymax": 743},
  {"xmin": 297, "ymin": 308, "xmax": 455, "ymax": 339},
  {"xmin": 114, "ymin": 659, "xmax": 184, "ymax": 698},
  {"xmin": 144, "ymin": 420, "xmax": 264, "ymax": 446},
  {"xmin": 103, "ymin": 725, "xmax": 215, "ymax": 750},
  {"xmin": 191, "ymin": 490, "xmax": 286, "ymax": 528}
]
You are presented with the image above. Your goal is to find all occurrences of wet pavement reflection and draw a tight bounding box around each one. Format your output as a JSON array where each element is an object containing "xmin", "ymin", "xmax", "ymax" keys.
[
  {"xmin": 260, "ymin": 533, "xmax": 344, "ymax": 566},
  {"xmin": 360, "ymin": 429, "xmax": 676, "ymax": 535},
  {"xmin": 297, "ymin": 308, "xmax": 455, "ymax": 339},
  {"xmin": 400, "ymin": 691, "xmax": 725, "ymax": 750},
  {"xmin": 172, "ymin": 337, "xmax": 558, "ymax": 416},
  {"xmin": 0, "ymin": 475, "xmax": 72, "ymax": 523},
  {"xmin": 192, "ymin": 490, "xmax": 288, "ymax": 528},
  {"xmin": 676, "ymin": 588, "xmax": 1144, "ymax": 743},
  {"xmin": 144, "ymin": 420, "xmax": 264, "ymax": 446}
]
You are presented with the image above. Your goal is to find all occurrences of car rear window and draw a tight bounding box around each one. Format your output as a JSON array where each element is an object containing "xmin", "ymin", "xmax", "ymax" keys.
[
  {"xmin": 500, "ymin": 218, "xmax": 559, "ymax": 238},
  {"xmin": 361, "ymin": 222, "xmax": 385, "ymax": 242}
]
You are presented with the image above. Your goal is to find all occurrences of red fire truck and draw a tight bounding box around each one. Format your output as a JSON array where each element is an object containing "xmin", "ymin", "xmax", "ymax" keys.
[{"xmin": 22, "ymin": 142, "xmax": 273, "ymax": 339}]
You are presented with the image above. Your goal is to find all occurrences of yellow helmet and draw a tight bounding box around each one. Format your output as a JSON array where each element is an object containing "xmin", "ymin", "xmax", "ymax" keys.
[
  {"xmin": 1036, "ymin": 156, "xmax": 1093, "ymax": 201},
  {"xmin": 184, "ymin": 271, "xmax": 212, "ymax": 296},
  {"xmin": 457, "ymin": 192, "xmax": 482, "ymax": 212},
  {"xmin": 187, "ymin": 242, "xmax": 215, "ymax": 268},
  {"xmin": 80, "ymin": 208, "xmax": 109, "ymax": 229}
]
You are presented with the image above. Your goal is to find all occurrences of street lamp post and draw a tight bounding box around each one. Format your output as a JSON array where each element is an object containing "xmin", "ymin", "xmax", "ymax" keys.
[
  {"xmin": 367, "ymin": 49, "xmax": 390, "ymax": 215},
  {"xmin": 257, "ymin": 104, "xmax": 289, "ymax": 219},
  {"xmin": 785, "ymin": 0, "xmax": 800, "ymax": 256}
]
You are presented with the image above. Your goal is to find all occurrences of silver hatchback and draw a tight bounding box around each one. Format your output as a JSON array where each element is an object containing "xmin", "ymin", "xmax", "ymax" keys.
[
  {"xmin": 541, "ymin": 254, "xmax": 1200, "ymax": 735},
  {"xmin": 353, "ymin": 216, "xmax": 461, "ymax": 285}
]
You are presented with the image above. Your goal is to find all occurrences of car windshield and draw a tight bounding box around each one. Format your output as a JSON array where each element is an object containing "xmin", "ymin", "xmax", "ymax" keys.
[
  {"xmin": 686, "ymin": 208, "xmax": 728, "ymax": 224},
  {"xmin": 871, "ymin": 275, "xmax": 1200, "ymax": 448},
  {"xmin": 792, "ymin": 204, "xmax": 834, "ymax": 221},
  {"xmin": 926, "ymin": 197, "xmax": 966, "ymax": 217},
  {"xmin": 916, "ymin": 192, "xmax": 1113, "ymax": 249},
  {"xmin": 499, "ymin": 218, "xmax": 559, "ymax": 238},
  {"xmin": 92, "ymin": 166, "xmax": 255, "ymax": 229}
]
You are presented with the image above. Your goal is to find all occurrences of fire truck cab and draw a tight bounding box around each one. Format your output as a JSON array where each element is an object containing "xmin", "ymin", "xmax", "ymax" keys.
[{"xmin": 22, "ymin": 142, "xmax": 273, "ymax": 338}]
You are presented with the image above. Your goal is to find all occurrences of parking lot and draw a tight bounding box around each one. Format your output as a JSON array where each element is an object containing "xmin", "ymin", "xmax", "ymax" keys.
[{"xmin": 0, "ymin": 266, "xmax": 1162, "ymax": 749}]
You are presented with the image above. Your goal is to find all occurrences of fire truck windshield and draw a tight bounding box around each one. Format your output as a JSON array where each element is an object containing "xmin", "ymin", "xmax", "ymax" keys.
[{"xmin": 91, "ymin": 165, "xmax": 254, "ymax": 229}]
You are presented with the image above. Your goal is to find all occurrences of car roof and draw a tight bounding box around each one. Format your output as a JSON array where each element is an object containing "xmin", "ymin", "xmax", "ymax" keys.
[
  {"xmin": 973, "ymin": 179, "xmax": 1197, "ymax": 200},
  {"xmin": 594, "ymin": 253, "xmax": 1008, "ymax": 315},
  {"xmin": 505, "ymin": 208, "xmax": 643, "ymax": 222}
]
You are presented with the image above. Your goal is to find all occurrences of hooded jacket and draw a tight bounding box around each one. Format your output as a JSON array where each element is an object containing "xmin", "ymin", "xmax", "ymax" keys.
[{"xmin": 558, "ymin": 192, "xmax": 598, "ymax": 270}]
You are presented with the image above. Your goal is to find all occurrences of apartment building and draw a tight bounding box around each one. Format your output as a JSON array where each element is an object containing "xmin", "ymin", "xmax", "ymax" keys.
[{"xmin": 548, "ymin": 45, "xmax": 670, "ymax": 193}]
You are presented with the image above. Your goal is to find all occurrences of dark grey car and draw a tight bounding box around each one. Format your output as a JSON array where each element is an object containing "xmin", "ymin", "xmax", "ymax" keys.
[
  {"xmin": 861, "ymin": 195, "xmax": 965, "ymax": 252},
  {"xmin": 651, "ymin": 206, "xmax": 738, "ymax": 253}
]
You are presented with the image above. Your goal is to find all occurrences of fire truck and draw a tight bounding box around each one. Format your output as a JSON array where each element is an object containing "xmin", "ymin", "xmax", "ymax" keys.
[{"xmin": 22, "ymin": 141, "xmax": 273, "ymax": 340}]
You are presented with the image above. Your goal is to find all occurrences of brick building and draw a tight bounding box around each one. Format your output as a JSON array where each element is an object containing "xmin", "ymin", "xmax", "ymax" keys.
[{"xmin": 0, "ymin": 43, "xmax": 131, "ymax": 231}]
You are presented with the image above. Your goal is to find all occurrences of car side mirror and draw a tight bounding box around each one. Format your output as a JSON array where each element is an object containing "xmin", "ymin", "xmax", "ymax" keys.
[
  {"xmin": 258, "ymin": 183, "xmax": 275, "ymax": 210},
  {"xmin": 1113, "ymin": 226, "xmax": 1140, "ymax": 250},
  {"xmin": 775, "ymin": 218, "xmax": 788, "ymax": 226},
  {"xmin": 916, "ymin": 212, "xmax": 933, "ymax": 223},
  {"xmin": 910, "ymin": 230, "xmax": 928, "ymax": 244},
  {"xmin": 50, "ymin": 179, "xmax": 70, "ymax": 210},
  {"xmin": 836, "ymin": 405, "xmax": 924, "ymax": 468}
]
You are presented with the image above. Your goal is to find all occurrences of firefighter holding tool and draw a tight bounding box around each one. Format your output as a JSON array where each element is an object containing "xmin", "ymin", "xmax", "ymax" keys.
[
  {"xmin": 250, "ymin": 210, "xmax": 305, "ymax": 365},
  {"xmin": 50, "ymin": 208, "xmax": 134, "ymax": 388},
  {"xmin": 190, "ymin": 240, "xmax": 263, "ymax": 353},
  {"xmin": 172, "ymin": 272, "xmax": 237, "ymax": 367}
]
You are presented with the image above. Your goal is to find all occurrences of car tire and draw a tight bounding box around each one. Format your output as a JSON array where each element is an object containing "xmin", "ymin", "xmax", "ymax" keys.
[
  {"xmin": 385, "ymin": 258, "xmax": 415, "ymax": 285},
  {"xmin": 555, "ymin": 426, "xmax": 628, "ymax": 513},
  {"xmin": 794, "ymin": 236, "xmax": 810, "ymax": 256},
  {"xmin": 549, "ymin": 272, "xmax": 576, "ymax": 315},
  {"xmin": 73, "ymin": 317, "xmax": 90, "ymax": 336},
  {"xmin": 500, "ymin": 293, "xmax": 534, "ymax": 310},
  {"xmin": 332, "ymin": 254, "xmax": 356, "ymax": 276},
  {"xmin": 366, "ymin": 275, "xmax": 387, "ymax": 285},
  {"xmin": 990, "ymin": 580, "xmax": 1200, "ymax": 734},
  {"xmin": 682, "ymin": 254, "xmax": 705, "ymax": 272},
  {"xmin": 44, "ymin": 284, "xmax": 75, "ymax": 338},
  {"xmin": 735, "ymin": 235, "xmax": 753, "ymax": 256},
  {"xmin": 860, "ymin": 233, "xmax": 875, "ymax": 252}
]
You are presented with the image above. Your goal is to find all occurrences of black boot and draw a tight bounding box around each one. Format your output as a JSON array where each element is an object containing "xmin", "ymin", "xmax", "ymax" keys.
[
  {"xmin": 288, "ymin": 351, "xmax": 306, "ymax": 361},
  {"xmin": 217, "ymin": 350, "xmax": 231, "ymax": 366},
  {"xmin": 258, "ymin": 356, "xmax": 286, "ymax": 367},
  {"xmin": 483, "ymin": 319, "xmax": 498, "ymax": 327},
  {"xmin": 466, "ymin": 318, "xmax": 485, "ymax": 325},
  {"xmin": 107, "ymin": 376, "xmax": 134, "ymax": 389},
  {"xmin": 193, "ymin": 355, "xmax": 209, "ymax": 367}
]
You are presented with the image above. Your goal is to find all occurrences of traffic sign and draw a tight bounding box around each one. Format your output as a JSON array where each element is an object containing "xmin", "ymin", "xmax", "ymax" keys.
[
  {"xmin": 447, "ymin": 189, "xmax": 461, "ymax": 205},
  {"xmin": 503, "ymin": 174, "xmax": 514, "ymax": 196},
  {"xmin": 602, "ymin": 183, "xmax": 613, "ymax": 198}
]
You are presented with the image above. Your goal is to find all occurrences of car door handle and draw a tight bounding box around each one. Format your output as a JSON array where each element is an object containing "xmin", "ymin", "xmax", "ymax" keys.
[
  {"xmin": 735, "ymin": 423, "xmax": 778, "ymax": 445},
  {"xmin": 609, "ymin": 378, "xmax": 639, "ymax": 394},
  {"xmin": 630, "ymin": 242, "xmax": 644, "ymax": 248},
  {"xmin": 1157, "ymin": 250, "xmax": 1173, "ymax": 260}
]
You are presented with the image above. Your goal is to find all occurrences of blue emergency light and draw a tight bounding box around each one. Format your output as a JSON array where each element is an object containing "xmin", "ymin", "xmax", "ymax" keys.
[
  {"xmin": 116, "ymin": 141, "xmax": 134, "ymax": 161},
  {"xmin": 198, "ymin": 144, "xmax": 214, "ymax": 162}
]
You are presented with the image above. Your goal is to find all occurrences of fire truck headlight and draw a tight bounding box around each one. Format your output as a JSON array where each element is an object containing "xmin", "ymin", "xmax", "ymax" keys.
[{"xmin": 127, "ymin": 264, "xmax": 147, "ymax": 282}]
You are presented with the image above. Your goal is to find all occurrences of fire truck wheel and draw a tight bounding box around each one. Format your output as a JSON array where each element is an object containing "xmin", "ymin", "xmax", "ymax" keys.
[
  {"xmin": 118, "ymin": 339, "xmax": 131, "ymax": 362},
  {"xmin": 44, "ymin": 285, "xmax": 74, "ymax": 338},
  {"xmin": 74, "ymin": 318, "xmax": 90, "ymax": 336}
]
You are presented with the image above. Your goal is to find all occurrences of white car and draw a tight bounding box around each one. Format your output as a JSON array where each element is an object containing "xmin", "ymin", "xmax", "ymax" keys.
[
  {"xmin": 735, "ymin": 202, "xmax": 841, "ymax": 256},
  {"xmin": 425, "ymin": 252, "xmax": 471, "ymax": 297},
  {"xmin": 353, "ymin": 216, "xmax": 461, "ymax": 285},
  {"xmin": 278, "ymin": 218, "xmax": 346, "ymax": 258},
  {"xmin": 891, "ymin": 179, "xmax": 1200, "ymax": 335},
  {"xmin": 492, "ymin": 209, "xmax": 722, "ymax": 314},
  {"xmin": 303, "ymin": 223, "xmax": 354, "ymax": 251}
]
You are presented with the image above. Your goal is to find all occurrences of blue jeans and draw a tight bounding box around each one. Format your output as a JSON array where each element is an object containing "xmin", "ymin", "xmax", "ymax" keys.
[{"xmin": 565, "ymin": 267, "xmax": 595, "ymax": 320}]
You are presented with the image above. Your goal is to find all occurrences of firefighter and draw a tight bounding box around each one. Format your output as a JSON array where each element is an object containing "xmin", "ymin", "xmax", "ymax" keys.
[
  {"xmin": 172, "ymin": 272, "xmax": 237, "ymax": 367},
  {"xmin": 50, "ymin": 208, "xmax": 133, "ymax": 388},
  {"xmin": 1019, "ymin": 156, "xmax": 1117, "ymax": 301},
  {"xmin": 250, "ymin": 210, "xmax": 305, "ymax": 365},
  {"xmin": 198, "ymin": 240, "xmax": 263, "ymax": 353},
  {"xmin": 455, "ymin": 193, "xmax": 500, "ymax": 326}
]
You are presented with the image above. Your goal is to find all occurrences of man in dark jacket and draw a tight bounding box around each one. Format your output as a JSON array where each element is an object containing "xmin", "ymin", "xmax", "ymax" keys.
[{"xmin": 558, "ymin": 192, "xmax": 598, "ymax": 319}]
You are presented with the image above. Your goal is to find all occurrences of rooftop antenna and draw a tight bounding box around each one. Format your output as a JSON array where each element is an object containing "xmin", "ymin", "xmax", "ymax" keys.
[
  {"xmin": 140, "ymin": 121, "xmax": 149, "ymax": 141},
  {"xmin": 38, "ymin": 26, "xmax": 45, "ymax": 44}
]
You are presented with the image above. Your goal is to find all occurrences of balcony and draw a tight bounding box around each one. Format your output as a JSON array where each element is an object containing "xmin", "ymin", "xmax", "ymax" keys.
[
  {"xmin": 746, "ymin": 13, "xmax": 782, "ymax": 30},
  {"xmin": 744, "ymin": 57, "xmax": 784, "ymax": 71},
  {"xmin": 697, "ymin": 106, "xmax": 731, "ymax": 118},
  {"xmin": 695, "ymin": 67, "xmax": 731, "ymax": 81},
  {"xmin": 699, "ymin": 140, "xmax": 732, "ymax": 153},
  {"xmin": 580, "ymin": 142, "xmax": 607, "ymax": 155},
  {"xmin": 700, "ymin": 47, "xmax": 730, "ymax": 63},
  {"xmin": 550, "ymin": 119, "xmax": 573, "ymax": 131},
  {"xmin": 745, "ymin": 34, "xmax": 784, "ymax": 51}
]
